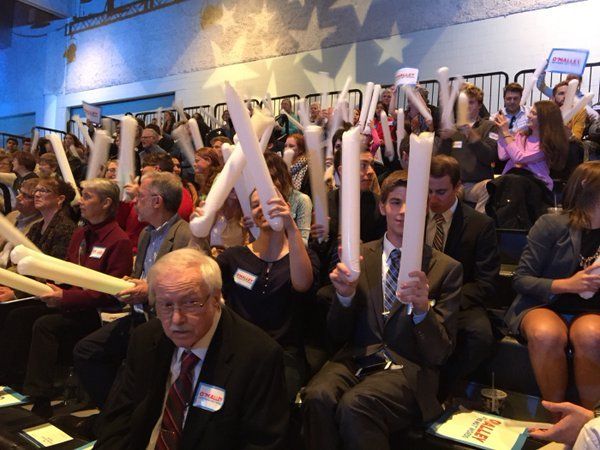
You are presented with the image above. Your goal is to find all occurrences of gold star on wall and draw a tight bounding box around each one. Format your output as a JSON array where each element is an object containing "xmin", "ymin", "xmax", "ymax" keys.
[{"xmin": 63, "ymin": 43, "xmax": 77, "ymax": 63}]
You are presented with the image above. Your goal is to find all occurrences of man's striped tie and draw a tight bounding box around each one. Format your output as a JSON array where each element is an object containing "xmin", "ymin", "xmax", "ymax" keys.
[
  {"xmin": 432, "ymin": 213, "xmax": 446, "ymax": 251},
  {"xmin": 155, "ymin": 351, "xmax": 199, "ymax": 450},
  {"xmin": 384, "ymin": 248, "xmax": 401, "ymax": 314}
]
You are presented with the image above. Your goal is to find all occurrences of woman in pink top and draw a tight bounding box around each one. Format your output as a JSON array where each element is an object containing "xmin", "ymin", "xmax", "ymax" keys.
[{"xmin": 495, "ymin": 100, "xmax": 568, "ymax": 191}]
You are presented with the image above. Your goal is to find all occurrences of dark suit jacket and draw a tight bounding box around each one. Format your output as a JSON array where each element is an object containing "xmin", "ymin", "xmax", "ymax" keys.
[
  {"xmin": 327, "ymin": 239, "xmax": 462, "ymax": 421},
  {"xmin": 443, "ymin": 200, "xmax": 499, "ymax": 310},
  {"xmin": 94, "ymin": 306, "xmax": 289, "ymax": 450},
  {"xmin": 132, "ymin": 216, "xmax": 192, "ymax": 278},
  {"xmin": 505, "ymin": 214, "xmax": 582, "ymax": 335}
]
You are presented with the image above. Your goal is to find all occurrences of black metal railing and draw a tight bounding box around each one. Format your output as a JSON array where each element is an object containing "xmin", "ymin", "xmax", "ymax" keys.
[
  {"xmin": 261, "ymin": 94, "xmax": 301, "ymax": 117},
  {"xmin": 213, "ymin": 100, "xmax": 261, "ymax": 128},
  {"xmin": 383, "ymin": 70, "xmax": 508, "ymax": 115},
  {"xmin": 514, "ymin": 61, "xmax": 600, "ymax": 106},
  {"xmin": 305, "ymin": 88, "xmax": 363, "ymax": 113},
  {"xmin": 33, "ymin": 126, "xmax": 66, "ymax": 140}
]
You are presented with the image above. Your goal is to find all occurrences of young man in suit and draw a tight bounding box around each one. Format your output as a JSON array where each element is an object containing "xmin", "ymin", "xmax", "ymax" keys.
[
  {"xmin": 427, "ymin": 155, "xmax": 500, "ymax": 398},
  {"xmin": 302, "ymin": 170, "xmax": 463, "ymax": 450},
  {"xmin": 95, "ymin": 249, "xmax": 288, "ymax": 450}
]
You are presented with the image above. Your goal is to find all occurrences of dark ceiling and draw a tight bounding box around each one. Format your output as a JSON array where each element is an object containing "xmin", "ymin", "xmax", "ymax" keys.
[{"xmin": 0, "ymin": 0, "xmax": 65, "ymax": 48}]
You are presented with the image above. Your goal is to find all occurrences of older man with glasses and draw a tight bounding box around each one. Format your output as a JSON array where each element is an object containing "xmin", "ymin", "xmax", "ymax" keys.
[{"xmin": 95, "ymin": 248, "xmax": 289, "ymax": 450}]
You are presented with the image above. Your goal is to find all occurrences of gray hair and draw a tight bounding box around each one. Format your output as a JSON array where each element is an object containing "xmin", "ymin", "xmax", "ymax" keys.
[
  {"xmin": 141, "ymin": 171, "xmax": 182, "ymax": 214},
  {"xmin": 147, "ymin": 248, "xmax": 222, "ymax": 305},
  {"xmin": 80, "ymin": 178, "xmax": 120, "ymax": 217}
]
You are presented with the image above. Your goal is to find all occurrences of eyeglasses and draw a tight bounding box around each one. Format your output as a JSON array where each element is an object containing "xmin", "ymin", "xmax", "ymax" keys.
[
  {"xmin": 33, "ymin": 187, "xmax": 56, "ymax": 195},
  {"xmin": 17, "ymin": 190, "xmax": 34, "ymax": 199},
  {"xmin": 155, "ymin": 297, "xmax": 210, "ymax": 316}
]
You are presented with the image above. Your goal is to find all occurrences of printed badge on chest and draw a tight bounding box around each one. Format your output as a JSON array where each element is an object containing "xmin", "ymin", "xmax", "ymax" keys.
[{"xmin": 233, "ymin": 268, "xmax": 258, "ymax": 290}]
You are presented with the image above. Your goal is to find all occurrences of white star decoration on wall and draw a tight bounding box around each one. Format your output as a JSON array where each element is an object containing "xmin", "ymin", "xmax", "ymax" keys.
[{"xmin": 199, "ymin": 1, "xmax": 408, "ymax": 96}]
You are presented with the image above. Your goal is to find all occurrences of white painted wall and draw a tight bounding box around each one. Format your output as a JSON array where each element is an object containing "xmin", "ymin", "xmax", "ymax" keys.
[{"xmin": 1, "ymin": 0, "xmax": 599, "ymax": 132}]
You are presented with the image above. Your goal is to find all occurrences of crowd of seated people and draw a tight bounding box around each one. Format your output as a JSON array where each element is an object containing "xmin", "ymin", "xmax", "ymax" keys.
[{"xmin": 0, "ymin": 73, "xmax": 598, "ymax": 450}]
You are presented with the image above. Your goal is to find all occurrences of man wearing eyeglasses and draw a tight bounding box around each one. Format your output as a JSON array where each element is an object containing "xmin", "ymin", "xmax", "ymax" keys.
[
  {"xmin": 95, "ymin": 249, "xmax": 288, "ymax": 450},
  {"xmin": 72, "ymin": 172, "xmax": 198, "ymax": 418}
]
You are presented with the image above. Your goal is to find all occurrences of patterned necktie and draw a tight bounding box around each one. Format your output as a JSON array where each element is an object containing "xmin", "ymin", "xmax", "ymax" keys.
[
  {"xmin": 432, "ymin": 214, "xmax": 446, "ymax": 251},
  {"xmin": 383, "ymin": 248, "xmax": 401, "ymax": 314},
  {"xmin": 155, "ymin": 351, "xmax": 200, "ymax": 450}
]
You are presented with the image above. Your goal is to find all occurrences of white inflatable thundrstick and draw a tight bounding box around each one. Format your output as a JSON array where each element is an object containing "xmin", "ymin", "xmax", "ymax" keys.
[
  {"xmin": 17, "ymin": 256, "xmax": 134, "ymax": 296},
  {"xmin": 402, "ymin": 85, "xmax": 433, "ymax": 123},
  {"xmin": 446, "ymin": 76, "xmax": 465, "ymax": 116},
  {"xmin": 297, "ymin": 99, "xmax": 310, "ymax": 128},
  {"xmin": 155, "ymin": 107, "xmax": 163, "ymax": 130},
  {"xmin": 173, "ymin": 100, "xmax": 186, "ymax": 122},
  {"xmin": 563, "ymin": 92, "xmax": 594, "ymax": 124},
  {"xmin": 234, "ymin": 168, "xmax": 259, "ymax": 239},
  {"xmin": 305, "ymin": 125, "xmax": 329, "ymax": 242},
  {"xmin": 283, "ymin": 148, "xmax": 295, "ymax": 168},
  {"xmin": 341, "ymin": 100, "xmax": 350, "ymax": 123},
  {"xmin": 73, "ymin": 114, "xmax": 95, "ymax": 154},
  {"xmin": 259, "ymin": 122, "xmax": 275, "ymax": 153},
  {"xmin": 263, "ymin": 93, "xmax": 274, "ymax": 115},
  {"xmin": 340, "ymin": 127, "xmax": 362, "ymax": 281},
  {"xmin": 336, "ymin": 76, "xmax": 352, "ymax": 108},
  {"xmin": 396, "ymin": 108, "xmax": 406, "ymax": 160},
  {"xmin": 456, "ymin": 92, "xmax": 470, "ymax": 127},
  {"xmin": 358, "ymin": 82, "xmax": 374, "ymax": 129},
  {"xmin": 0, "ymin": 267, "xmax": 53, "ymax": 297},
  {"xmin": 319, "ymin": 71, "xmax": 330, "ymax": 110},
  {"xmin": 580, "ymin": 255, "xmax": 600, "ymax": 299},
  {"xmin": 225, "ymin": 82, "xmax": 282, "ymax": 231},
  {"xmin": 0, "ymin": 215, "xmax": 40, "ymax": 251},
  {"xmin": 30, "ymin": 129, "xmax": 39, "ymax": 154},
  {"xmin": 363, "ymin": 84, "xmax": 382, "ymax": 133},
  {"xmin": 398, "ymin": 132, "xmax": 434, "ymax": 315},
  {"xmin": 0, "ymin": 172, "xmax": 17, "ymax": 187},
  {"xmin": 520, "ymin": 74, "xmax": 537, "ymax": 107},
  {"xmin": 533, "ymin": 59, "xmax": 548, "ymax": 80},
  {"xmin": 189, "ymin": 146, "xmax": 247, "ymax": 238},
  {"xmin": 188, "ymin": 118, "xmax": 204, "ymax": 151},
  {"xmin": 437, "ymin": 67, "xmax": 454, "ymax": 129},
  {"xmin": 47, "ymin": 133, "xmax": 81, "ymax": 203},
  {"xmin": 326, "ymin": 106, "xmax": 343, "ymax": 161},
  {"xmin": 562, "ymin": 79, "xmax": 579, "ymax": 114},
  {"xmin": 171, "ymin": 124, "xmax": 196, "ymax": 168},
  {"xmin": 221, "ymin": 142, "xmax": 233, "ymax": 163},
  {"xmin": 380, "ymin": 110, "xmax": 395, "ymax": 160},
  {"xmin": 86, "ymin": 130, "xmax": 111, "ymax": 180},
  {"xmin": 116, "ymin": 116, "xmax": 137, "ymax": 201},
  {"xmin": 250, "ymin": 107, "xmax": 275, "ymax": 139}
]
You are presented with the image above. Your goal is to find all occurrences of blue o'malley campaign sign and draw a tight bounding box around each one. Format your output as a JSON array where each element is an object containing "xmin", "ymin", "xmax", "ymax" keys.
[{"xmin": 546, "ymin": 48, "xmax": 589, "ymax": 76}]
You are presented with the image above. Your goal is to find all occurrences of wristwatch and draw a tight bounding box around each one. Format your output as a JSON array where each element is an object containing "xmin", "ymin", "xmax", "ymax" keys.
[{"xmin": 594, "ymin": 403, "xmax": 600, "ymax": 418}]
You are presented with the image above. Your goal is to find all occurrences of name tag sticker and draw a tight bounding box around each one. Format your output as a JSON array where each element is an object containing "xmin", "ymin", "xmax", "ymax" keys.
[
  {"xmin": 193, "ymin": 383, "xmax": 225, "ymax": 412},
  {"xmin": 233, "ymin": 269, "xmax": 257, "ymax": 290},
  {"xmin": 89, "ymin": 246, "xmax": 106, "ymax": 259},
  {"xmin": 452, "ymin": 141, "xmax": 463, "ymax": 149},
  {"xmin": 488, "ymin": 132, "xmax": 499, "ymax": 141}
]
